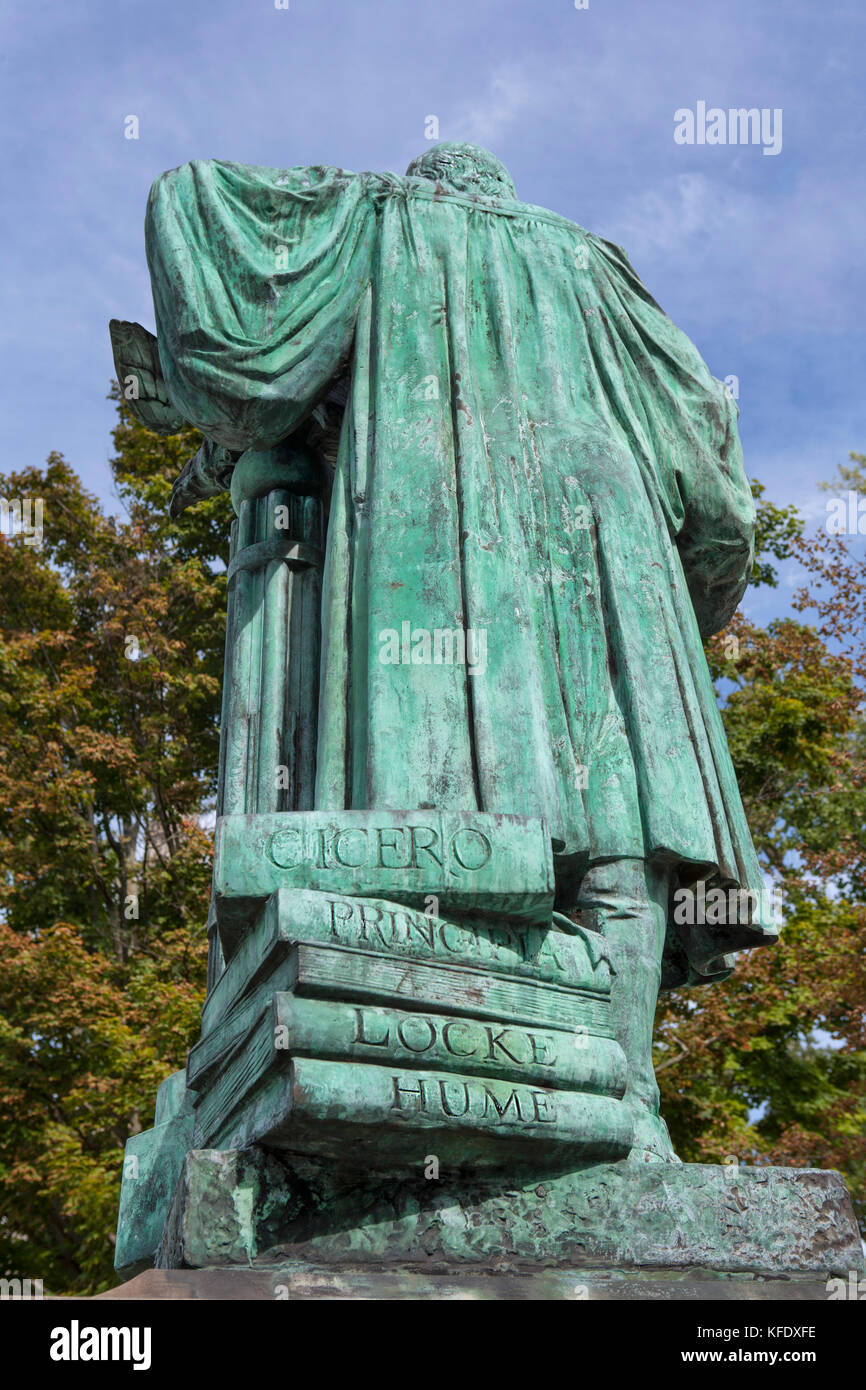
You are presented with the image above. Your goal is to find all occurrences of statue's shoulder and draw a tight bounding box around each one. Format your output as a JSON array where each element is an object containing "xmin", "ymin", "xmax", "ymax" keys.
[
  {"xmin": 149, "ymin": 158, "xmax": 374, "ymax": 205},
  {"xmin": 392, "ymin": 175, "xmax": 589, "ymax": 235}
]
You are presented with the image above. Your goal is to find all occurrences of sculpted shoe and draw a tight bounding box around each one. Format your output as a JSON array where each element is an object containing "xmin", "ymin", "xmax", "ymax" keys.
[{"xmin": 626, "ymin": 1108, "xmax": 681, "ymax": 1164}]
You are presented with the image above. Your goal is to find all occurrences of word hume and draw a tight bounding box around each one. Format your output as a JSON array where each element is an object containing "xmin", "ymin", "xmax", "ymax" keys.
[
  {"xmin": 391, "ymin": 1073, "xmax": 557, "ymax": 1123},
  {"xmin": 674, "ymin": 103, "xmax": 782, "ymax": 156}
]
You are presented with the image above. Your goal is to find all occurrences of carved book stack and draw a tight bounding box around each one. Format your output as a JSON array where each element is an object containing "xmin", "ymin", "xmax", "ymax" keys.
[{"xmin": 189, "ymin": 814, "xmax": 631, "ymax": 1166}]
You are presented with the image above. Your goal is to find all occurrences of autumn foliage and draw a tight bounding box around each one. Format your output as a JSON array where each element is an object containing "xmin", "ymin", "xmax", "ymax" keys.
[
  {"xmin": 657, "ymin": 474, "xmax": 866, "ymax": 1230},
  {"xmin": 0, "ymin": 407, "xmax": 863, "ymax": 1291},
  {"xmin": 0, "ymin": 400, "xmax": 231, "ymax": 1291}
]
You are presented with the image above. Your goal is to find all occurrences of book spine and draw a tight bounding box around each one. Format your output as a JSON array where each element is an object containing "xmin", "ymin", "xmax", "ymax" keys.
[
  {"xmin": 212, "ymin": 1056, "xmax": 633, "ymax": 1160},
  {"xmin": 202, "ymin": 888, "xmax": 609, "ymax": 1037},
  {"xmin": 273, "ymin": 995, "xmax": 625, "ymax": 1094},
  {"xmin": 292, "ymin": 943, "xmax": 612, "ymax": 1035}
]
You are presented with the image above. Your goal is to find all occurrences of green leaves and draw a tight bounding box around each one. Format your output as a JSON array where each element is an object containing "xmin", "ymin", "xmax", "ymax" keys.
[
  {"xmin": 659, "ymin": 484, "xmax": 866, "ymax": 1231},
  {"xmin": 0, "ymin": 396, "xmax": 217, "ymax": 1290},
  {"xmin": 2, "ymin": 421, "xmax": 865, "ymax": 1287},
  {"xmin": 749, "ymin": 478, "xmax": 803, "ymax": 589}
]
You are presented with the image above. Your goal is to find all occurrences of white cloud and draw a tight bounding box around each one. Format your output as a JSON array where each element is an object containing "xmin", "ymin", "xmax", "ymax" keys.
[
  {"xmin": 601, "ymin": 169, "xmax": 866, "ymax": 340},
  {"xmin": 451, "ymin": 67, "xmax": 535, "ymax": 149}
]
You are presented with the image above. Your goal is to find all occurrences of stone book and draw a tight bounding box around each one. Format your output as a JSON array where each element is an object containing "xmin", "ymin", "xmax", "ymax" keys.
[
  {"xmin": 213, "ymin": 810, "xmax": 557, "ymax": 950},
  {"xmin": 204, "ymin": 1055, "xmax": 634, "ymax": 1164},
  {"xmin": 191, "ymin": 992, "xmax": 628, "ymax": 1148},
  {"xmin": 200, "ymin": 885, "xmax": 612, "ymax": 1040}
]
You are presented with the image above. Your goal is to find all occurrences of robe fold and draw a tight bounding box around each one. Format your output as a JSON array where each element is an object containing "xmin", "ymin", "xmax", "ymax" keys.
[{"xmin": 146, "ymin": 158, "xmax": 778, "ymax": 985}]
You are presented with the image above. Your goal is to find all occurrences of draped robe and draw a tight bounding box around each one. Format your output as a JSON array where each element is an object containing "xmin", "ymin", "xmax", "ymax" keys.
[{"xmin": 146, "ymin": 158, "xmax": 778, "ymax": 985}]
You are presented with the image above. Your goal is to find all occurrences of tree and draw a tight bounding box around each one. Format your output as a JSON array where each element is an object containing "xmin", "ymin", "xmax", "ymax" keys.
[
  {"xmin": 656, "ymin": 476, "xmax": 866, "ymax": 1231},
  {"xmin": 2, "ymin": 400, "xmax": 863, "ymax": 1288},
  {"xmin": 0, "ymin": 398, "xmax": 232, "ymax": 1291}
]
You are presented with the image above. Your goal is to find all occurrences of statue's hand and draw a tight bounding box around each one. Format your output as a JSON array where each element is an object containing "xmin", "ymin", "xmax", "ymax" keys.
[{"xmin": 170, "ymin": 439, "xmax": 237, "ymax": 517}]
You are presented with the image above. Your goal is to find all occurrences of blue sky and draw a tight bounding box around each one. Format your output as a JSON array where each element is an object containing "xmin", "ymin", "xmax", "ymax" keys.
[{"xmin": 1, "ymin": 0, "xmax": 863, "ymax": 625}]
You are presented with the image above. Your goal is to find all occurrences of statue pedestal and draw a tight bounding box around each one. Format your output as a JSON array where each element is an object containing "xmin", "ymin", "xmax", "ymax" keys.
[
  {"xmin": 113, "ymin": 835, "xmax": 864, "ymax": 1297},
  {"xmin": 147, "ymin": 1147, "xmax": 861, "ymax": 1284},
  {"xmin": 97, "ymin": 1263, "xmax": 842, "ymax": 1302}
]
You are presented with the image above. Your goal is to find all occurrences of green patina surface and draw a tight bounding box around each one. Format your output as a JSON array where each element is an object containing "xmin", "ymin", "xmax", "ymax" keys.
[
  {"xmin": 153, "ymin": 1148, "xmax": 865, "ymax": 1279},
  {"xmin": 115, "ymin": 1071, "xmax": 194, "ymax": 1277},
  {"xmin": 109, "ymin": 143, "xmax": 851, "ymax": 1286},
  {"xmin": 213, "ymin": 810, "xmax": 556, "ymax": 940},
  {"xmin": 140, "ymin": 147, "xmax": 775, "ymax": 956},
  {"xmin": 199, "ymin": 885, "xmax": 611, "ymax": 1042}
]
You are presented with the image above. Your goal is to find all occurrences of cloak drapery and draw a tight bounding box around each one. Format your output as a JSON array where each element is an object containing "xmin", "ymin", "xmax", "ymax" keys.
[{"xmin": 146, "ymin": 157, "xmax": 778, "ymax": 985}]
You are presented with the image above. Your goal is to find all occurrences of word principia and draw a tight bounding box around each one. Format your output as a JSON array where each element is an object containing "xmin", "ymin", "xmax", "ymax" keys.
[
  {"xmin": 674, "ymin": 103, "xmax": 782, "ymax": 156},
  {"xmin": 379, "ymin": 622, "xmax": 487, "ymax": 676}
]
